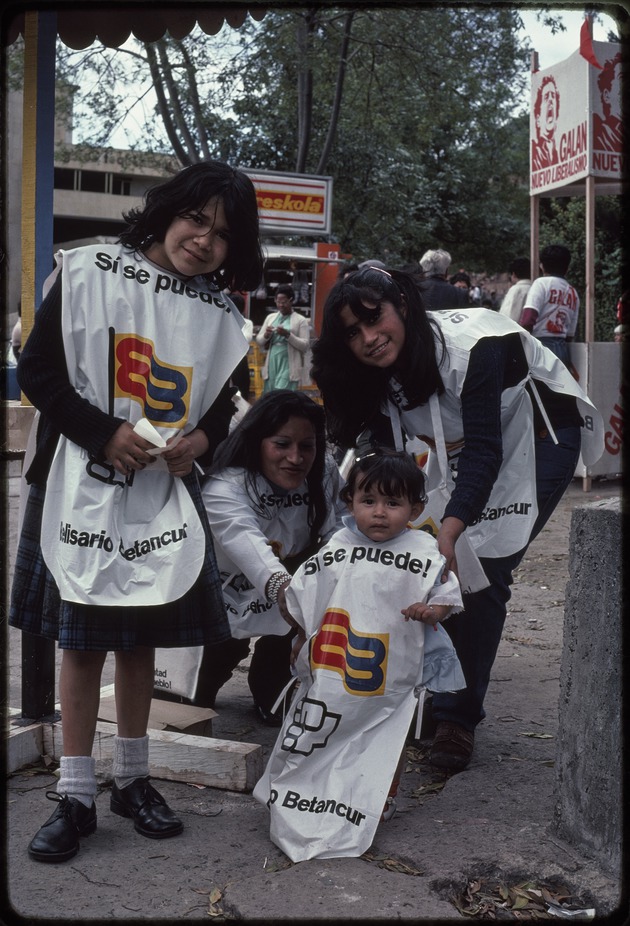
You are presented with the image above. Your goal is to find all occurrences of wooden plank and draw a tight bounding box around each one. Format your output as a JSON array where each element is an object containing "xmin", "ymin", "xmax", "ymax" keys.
[
  {"xmin": 148, "ymin": 729, "xmax": 263, "ymax": 792},
  {"xmin": 42, "ymin": 721, "xmax": 263, "ymax": 793},
  {"xmin": 6, "ymin": 722, "xmax": 44, "ymax": 774}
]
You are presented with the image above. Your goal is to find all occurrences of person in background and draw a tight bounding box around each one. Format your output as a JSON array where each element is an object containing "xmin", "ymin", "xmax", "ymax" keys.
[
  {"xmin": 418, "ymin": 249, "xmax": 469, "ymax": 310},
  {"xmin": 198, "ymin": 390, "xmax": 344, "ymax": 723},
  {"xmin": 289, "ymin": 260, "xmax": 310, "ymax": 306},
  {"xmin": 311, "ymin": 265, "xmax": 602, "ymax": 773},
  {"xmin": 256, "ymin": 285, "xmax": 311, "ymax": 393},
  {"xmin": 499, "ymin": 257, "xmax": 532, "ymax": 322},
  {"xmin": 615, "ymin": 289, "xmax": 629, "ymax": 327},
  {"xmin": 520, "ymin": 245, "xmax": 579, "ymax": 368},
  {"xmin": 450, "ymin": 271, "xmax": 471, "ymax": 295},
  {"xmin": 613, "ymin": 289, "xmax": 630, "ymax": 341},
  {"xmin": 10, "ymin": 160, "xmax": 264, "ymax": 862}
]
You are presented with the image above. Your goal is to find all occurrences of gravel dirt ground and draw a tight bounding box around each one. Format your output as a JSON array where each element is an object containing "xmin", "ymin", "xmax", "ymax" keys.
[{"xmin": 2, "ymin": 465, "xmax": 626, "ymax": 923}]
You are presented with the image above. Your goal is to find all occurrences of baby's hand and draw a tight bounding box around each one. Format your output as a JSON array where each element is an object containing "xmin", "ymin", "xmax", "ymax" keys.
[{"xmin": 401, "ymin": 602, "xmax": 440, "ymax": 628}]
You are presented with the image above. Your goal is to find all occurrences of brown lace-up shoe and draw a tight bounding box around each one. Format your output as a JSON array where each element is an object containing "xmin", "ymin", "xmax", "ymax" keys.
[{"xmin": 430, "ymin": 721, "xmax": 475, "ymax": 771}]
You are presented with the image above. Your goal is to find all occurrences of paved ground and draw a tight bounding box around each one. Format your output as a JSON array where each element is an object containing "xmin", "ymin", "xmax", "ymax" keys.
[{"xmin": 2, "ymin": 463, "xmax": 625, "ymax": 922}]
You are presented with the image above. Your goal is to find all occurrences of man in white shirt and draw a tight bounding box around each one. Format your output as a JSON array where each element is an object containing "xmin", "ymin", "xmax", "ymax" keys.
[
  {"xmin": 499, "ymin": 257, "xmax": 531, "ymax": 322},
  {"xmin": 520, "ymin": 245, "xmax": 579, "ymax": 368}
]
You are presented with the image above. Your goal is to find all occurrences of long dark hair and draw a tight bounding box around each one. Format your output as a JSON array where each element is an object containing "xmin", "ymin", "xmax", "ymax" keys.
[
  {"xmin": 118, "ymin": 160, "xmax": 264, "ymax": 292},
  {"xmin": 311, "ymin": 267, "xmax": 446, "ymax": 448},
  {"xmin": 209, "ymin": 390, "xmax": 329, "ymax": 544}
]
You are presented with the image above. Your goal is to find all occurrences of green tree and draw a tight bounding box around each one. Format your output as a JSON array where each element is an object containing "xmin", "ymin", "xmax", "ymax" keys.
[
  {"xmin": 19, "ymin": 6, "xmax": 584, "ymax": 273},
  {"xmin": 223, "ymin": 6, "xmax": 532, "ymax": 269}
]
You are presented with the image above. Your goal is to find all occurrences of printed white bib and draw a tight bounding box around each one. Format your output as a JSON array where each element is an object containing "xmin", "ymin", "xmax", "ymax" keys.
[{"xmin": 41, "ymin": 245, "xmax": 248, "ymax": 605}]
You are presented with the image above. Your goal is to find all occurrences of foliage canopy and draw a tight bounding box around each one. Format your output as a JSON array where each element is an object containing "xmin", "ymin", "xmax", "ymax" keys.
[
  {"xmin": 10, "ymin": 5, "xmax": 624, "ymax": 309},
  {"xmin": 50, "ymin": 5, "xmax": 535, "ymax": 271}
]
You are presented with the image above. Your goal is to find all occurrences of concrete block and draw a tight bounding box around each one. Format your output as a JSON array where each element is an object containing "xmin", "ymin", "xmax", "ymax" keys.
[{"xmin": 554, "ymin": 497, "xmax": 623, "ymax": 876}]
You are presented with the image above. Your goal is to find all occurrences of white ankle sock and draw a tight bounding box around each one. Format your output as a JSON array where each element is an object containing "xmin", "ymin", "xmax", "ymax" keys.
[
  {"xmin": 113, "ymin": 735, "xmax": 150, "ymax": 789},
  {"xmin": 58, "ymin": 756, "xmax": 97, "ymax": 808}
]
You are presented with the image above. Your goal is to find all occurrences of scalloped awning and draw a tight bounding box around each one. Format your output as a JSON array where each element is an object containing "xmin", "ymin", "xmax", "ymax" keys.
[{"xmin": 4, "ymin": 4, "xmax": 268, "ymax": 49}]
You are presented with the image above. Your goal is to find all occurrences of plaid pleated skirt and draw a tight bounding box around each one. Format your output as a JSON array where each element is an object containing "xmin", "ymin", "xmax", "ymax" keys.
[{"xmin": 9, "ymin": 473, "xmax": 232, "ymax": 651}]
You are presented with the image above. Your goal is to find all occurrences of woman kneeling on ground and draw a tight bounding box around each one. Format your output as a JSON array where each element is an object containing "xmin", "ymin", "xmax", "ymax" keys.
[{"xmin": 196, "ymin": 390, "xmax": 345, "ymax": 724}]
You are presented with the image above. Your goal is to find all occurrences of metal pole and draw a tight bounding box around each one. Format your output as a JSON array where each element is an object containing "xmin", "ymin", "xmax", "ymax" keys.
[
  {"xmin": 20, "ymin": 9, "xmax": 57, "ymax": 720},
  {"xmin": 529, "ymin": 50, "xmax": 540, "ymax": 280},
  {"xmin": 21, "ymin": 633, "xmax": 57, "ymax": 720}
]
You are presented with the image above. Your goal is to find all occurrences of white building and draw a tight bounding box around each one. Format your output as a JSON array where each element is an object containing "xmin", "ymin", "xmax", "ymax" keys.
[{"xmin": 5, "ymin": 86, "xmax": 176, "ymax": 335}]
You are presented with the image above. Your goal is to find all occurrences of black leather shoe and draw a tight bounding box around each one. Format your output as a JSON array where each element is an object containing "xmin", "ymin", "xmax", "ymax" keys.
[
  {"xmin": 28, "ymin": 791, "xmax": 97, "ymax": 863},
  {"xmin": 110, "ymin": 777, "xmax": 183, "ymax": 839}
]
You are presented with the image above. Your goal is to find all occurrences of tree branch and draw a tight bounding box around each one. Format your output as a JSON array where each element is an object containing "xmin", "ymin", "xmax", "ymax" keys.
[
  {"xmin": 144, "ymin": 42, "xmax": 190, "ymax": 164},
  {"xmin": 156, "ymin": 40, "xmax": 200, "ymax": 163},
  {"xmin": 316, "ymin": 10, "xmax": 355, "ymax": 175},
  {"xmin": 295, "ymin": 9, "xmax": 316, "ymax": 173},
  {"xmin": 176, "ymin": 40, "xmax": 212, "ymax": 161}
]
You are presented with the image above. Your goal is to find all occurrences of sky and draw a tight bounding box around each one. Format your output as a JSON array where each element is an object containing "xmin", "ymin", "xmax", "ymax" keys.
[
  {"xmin": 513, "ymin": 8, "xmax": 619, "ymax": 115},
  {"xmin": 518, "ymin": 7, "xmax": 618, "ymax": 70}
]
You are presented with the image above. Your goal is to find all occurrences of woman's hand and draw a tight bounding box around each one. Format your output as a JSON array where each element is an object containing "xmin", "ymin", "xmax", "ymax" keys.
[
  {"xmin": 162, "ymin": 427, "xmax": 209, "ymax": 478},
  {"xmin": 436, "ymin": 516, "xmax": 466, "ymax": 580},
  {"xmin": 103, "ymin": 422, "xmax": 156, "ymax": 476}
]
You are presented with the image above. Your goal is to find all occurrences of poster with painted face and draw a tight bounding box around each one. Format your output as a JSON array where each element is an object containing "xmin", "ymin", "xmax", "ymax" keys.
[
  {"xmin": 530, "ymin": 51, "xmax": 589, "ymax": 194},
  {"xmin": 590, "ymin": 42, "xmax": 623, "ymax": 176},
  {"xmin": 530, "ymin": 42, "xmax": 623, "ymax": 194}
]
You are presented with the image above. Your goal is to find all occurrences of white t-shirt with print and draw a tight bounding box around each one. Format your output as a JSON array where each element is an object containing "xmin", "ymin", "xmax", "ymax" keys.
[{"xmin": 523, "ymin": 275, "xmax": 579, "ymax": 340}]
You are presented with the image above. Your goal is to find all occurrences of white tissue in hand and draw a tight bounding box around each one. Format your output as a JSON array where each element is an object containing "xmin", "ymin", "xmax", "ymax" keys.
[{"xmin": 132, "ymin": 419, "xmax": 183, "ymax": 456}]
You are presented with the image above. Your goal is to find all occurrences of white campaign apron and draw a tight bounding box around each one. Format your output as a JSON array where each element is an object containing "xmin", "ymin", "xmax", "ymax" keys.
[
  {"xmin": 253, "ymin": 525, "xmax": 464, "ymax": 862},
  {"xmin": 40, "ymin": 244, "xmax": 248, "ymax": 606},
  {"xmin": 202, "ymin": 464, "xmax": 343, "ymax": 638},
  {"xmin": 388, "ymin": 309, "xmax": 603, "ymax": 558}
]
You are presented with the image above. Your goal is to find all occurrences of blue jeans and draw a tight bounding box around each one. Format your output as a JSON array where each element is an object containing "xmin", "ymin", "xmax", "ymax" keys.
[
  {"xmin": 538, "ymin": 337, "xmax": 571, "ymax": 369},
  {"xmin": 431, "ymin": 427, "xmax": 582, "ymax": 731}
]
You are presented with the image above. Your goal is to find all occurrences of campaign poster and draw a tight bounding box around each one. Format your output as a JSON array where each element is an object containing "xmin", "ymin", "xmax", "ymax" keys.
[
  {"xmin": 530, "ymin": 51, "xmax": 590, "ymax": 194},
  {"xmin": 590, "ymin": 41, "xmax": 623, "ymax": 179}
]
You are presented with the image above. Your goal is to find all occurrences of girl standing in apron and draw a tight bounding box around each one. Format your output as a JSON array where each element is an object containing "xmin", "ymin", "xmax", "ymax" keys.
[{"xmin": 10, "ymin": 161, "xmax": 264, "ymax": 862}]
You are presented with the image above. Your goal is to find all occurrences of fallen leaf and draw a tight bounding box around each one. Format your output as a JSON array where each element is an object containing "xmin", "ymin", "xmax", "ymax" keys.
[
  {"xmin": 451, "ymin": 877, "xmax": 594, "ymax": 920},
  {"xmin": 362, "ymin": 852, "xmax": 423, "ymax": 876},
  {"xmin": 263, "ymin": 857, "xmax": 293, "ymax": 872},
  {"xmin": 412, "ymin": 780, "xmax": 447, "ymax": 796}
]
